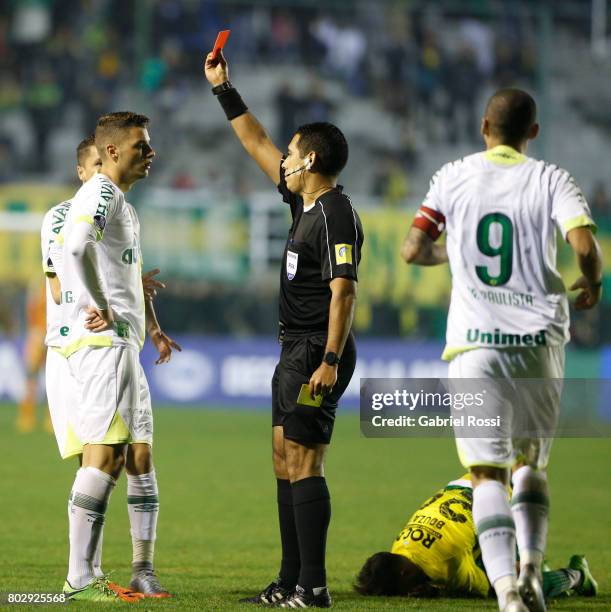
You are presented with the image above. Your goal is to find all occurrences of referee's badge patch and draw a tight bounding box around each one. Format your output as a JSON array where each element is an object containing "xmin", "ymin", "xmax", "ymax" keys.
[
  {"xmin": 335, "ymin": 244, "xmax": 352, "ymax": 265},
  {"xmin": 286, "ymin": 250, "xmax": 298, "ymax": 280}
]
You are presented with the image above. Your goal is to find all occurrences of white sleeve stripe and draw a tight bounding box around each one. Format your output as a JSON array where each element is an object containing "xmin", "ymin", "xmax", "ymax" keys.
[
  {"xmin": 417, "ymin": 209, "xmax": 437, "ymax": 224},
  {"xmin": 347, "ymin": 194, "xmax": 359, "ymax": 267},
  {"xmin": 318, "ymin": 201, "xmax": 334, "ymax": 278}
]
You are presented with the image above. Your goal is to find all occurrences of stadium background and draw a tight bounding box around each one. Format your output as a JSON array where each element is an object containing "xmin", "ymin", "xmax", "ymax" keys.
[{"xmin": 1, "ymin": 0, "xmax": 610, "ymax": 609}]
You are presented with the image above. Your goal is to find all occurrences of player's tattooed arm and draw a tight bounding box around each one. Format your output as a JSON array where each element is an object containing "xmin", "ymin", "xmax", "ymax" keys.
[
  {"xmin": 567, "ymin": 226, "xmax": 603, "ymax": 310},
  {"xmin": 143, "ymin": 273, "xmax": 182, "ymax": 364},
  {"xmin": 204, "ymin": 51, "xmax": 282, "ymax": 184},
  {"xmin": 401, "ymin": 227, "xmax": 448, "ymax": 266}
]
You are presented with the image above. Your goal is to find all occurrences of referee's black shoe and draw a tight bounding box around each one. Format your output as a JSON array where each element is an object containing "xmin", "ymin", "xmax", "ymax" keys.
[
  {"xmin": 275, "ymin": 585, "xmax": 332, "ymax": 608},
  {"xmin": 239, "ymin": 580, "xmax": 292, "ymax": 605}
]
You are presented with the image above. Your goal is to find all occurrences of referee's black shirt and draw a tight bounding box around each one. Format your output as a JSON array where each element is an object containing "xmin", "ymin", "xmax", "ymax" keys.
[{"xmin": 277, "ymin": 164, "xmax": 364, "ymax": 333}]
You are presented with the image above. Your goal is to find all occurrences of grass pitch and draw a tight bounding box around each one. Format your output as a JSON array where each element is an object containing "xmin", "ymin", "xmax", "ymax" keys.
[{"xmin": 1, "ymin": 404, "xmax": 610, "ymax": 610}]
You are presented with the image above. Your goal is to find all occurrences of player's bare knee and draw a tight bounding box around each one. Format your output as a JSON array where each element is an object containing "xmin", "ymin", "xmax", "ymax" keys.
[
  {"xmin": 126, "ymin": 443, "xmax": 153, "ymax": 475},
  {"xmin": 111, "ymin": 450, "xmax": 126, "ymax": 478},
  {"xmin": 84, "ymin": 443, "xmax": 126, "ymax": 478},
  {"xmin": 105, "ymin": 445, "xmax": 126, "ymax": 478},
  {"xmin": 470, "ymin": 465, "xmax": 509, "ymax": 487}
]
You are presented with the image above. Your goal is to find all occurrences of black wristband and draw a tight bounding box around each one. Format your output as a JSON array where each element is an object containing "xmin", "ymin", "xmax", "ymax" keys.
[
  {"xmin": 215, "ymin": 86, "xmax": 248, "ymax": 121},
  {"xmin": 591, "ymin": 280, "xmax": 603, "ymax": 288},
  {"xmin": 211, "ymin": 80, "xmax": 233, "ymax": 95}
]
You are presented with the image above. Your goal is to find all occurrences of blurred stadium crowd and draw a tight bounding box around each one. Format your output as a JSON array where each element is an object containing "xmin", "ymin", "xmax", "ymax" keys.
[
  {"xmin": 0, "ymin": 0, "xmax": 609, "ymax": 344},
  {"xmin": 2, "ymin": 0, "xmax": 541, "ymax": 179}
]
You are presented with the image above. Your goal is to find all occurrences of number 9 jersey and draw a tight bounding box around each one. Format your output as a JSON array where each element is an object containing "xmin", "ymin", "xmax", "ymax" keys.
[{"xmin": 413, "ymin": 145, "xmax": 596, "ymax": 360}]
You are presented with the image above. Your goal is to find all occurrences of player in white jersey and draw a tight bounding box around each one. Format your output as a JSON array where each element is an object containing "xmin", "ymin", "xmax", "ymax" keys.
[
  {"xmin": 401, "ymin": 89, "xmax": 602, "ymax": 612},
  {"xmin": 43, "ymin": 136, "xmax": 169, "ymax": 601},
  {"xmin": 42, "ymin": 135, "xmax": 101, "ymax": 460},
  {"xmin": 59, "ymin": 112, "xmax": 180, "ymax": 602}
]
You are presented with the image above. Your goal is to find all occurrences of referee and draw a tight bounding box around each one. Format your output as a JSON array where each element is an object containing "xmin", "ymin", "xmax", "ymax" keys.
[{"xmin": 205, "ymin": 52, "xmax": 364, "ymax": 609}]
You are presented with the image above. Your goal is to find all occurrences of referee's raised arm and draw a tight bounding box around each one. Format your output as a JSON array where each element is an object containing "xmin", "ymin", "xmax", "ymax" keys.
[{"xmin": 204, "ymin": 51, "xmax": 282, "ymax": 184}]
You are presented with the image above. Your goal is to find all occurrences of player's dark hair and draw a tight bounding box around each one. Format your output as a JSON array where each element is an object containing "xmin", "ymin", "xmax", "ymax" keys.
[
  {"xmin": 76, "ymin": 134, "xmax": 96, "ymax": 165},
  {"xmin": 95, "ymin": 111, "xmax": 150, "ymax": 157},
  {"xmin": 294, "ymin": 122, "xmax": 348, "ymax": 177},
  {"xmin": 354, "ymin": 552, "xmax": 433, "ymax": 597},
  {"xmin": 485, "ymin": 88, "xmax": 537, "ymax": 145}
]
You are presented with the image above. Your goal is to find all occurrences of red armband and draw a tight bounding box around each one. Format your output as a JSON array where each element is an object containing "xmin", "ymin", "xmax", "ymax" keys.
[{"xmin": 412, "ymin": 206, "xmax": 446, "ymax": 240}]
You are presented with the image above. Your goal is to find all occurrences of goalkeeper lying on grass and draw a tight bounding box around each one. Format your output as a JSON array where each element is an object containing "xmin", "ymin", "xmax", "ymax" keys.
[{"xmin": 355, "ymin": 473, "xmax": 597, "ymax": 600}]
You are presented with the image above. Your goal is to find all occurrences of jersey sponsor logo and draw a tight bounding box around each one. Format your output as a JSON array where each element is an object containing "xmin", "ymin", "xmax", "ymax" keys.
[
  {"xmin": 60, "ymin": 326, "xmax": 69, "ymax": 336},
  {"xmin": 398, "ymin": 525, "xmax": 441, "ymax": 549},
  {"xmin": 335, "ymin": 243, "xmax": 352, "ymax": 265},
  {"xmin": 95, "ymin": 182, "xmax": 114, "ymax": 220},
  {"xmin": 466, "ymin": 328, "xmax": 547, "ymax": 346},
  {"xmin": 98, "ymin": 181, "xmax": 115, "ymax": 205},
  {"xmin": 286, "ymin": 250, "xmax": 298, "ymax": 280},
  {"xmin": 93, "ymin": 214, "xmax": 106, "ymax": 232},
  {"xmin": 62, "ymin": 291, "xmax": 74, "ymax": 304},
  {"xmin": 51, "ymin": 203, "xmax": 71, "ymax": 234},
  {"xmin": 116, "ymin": 321, "xmax": 129, "ymax": 338},
  {"xmin": 121, "ymin": 247, "xmax": 139, "ymax": 264}
]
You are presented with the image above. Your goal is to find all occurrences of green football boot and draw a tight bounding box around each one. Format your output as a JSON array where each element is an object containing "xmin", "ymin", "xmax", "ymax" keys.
[
  {"xmin": 569, "ymin": 555, "xmax": 598, "ymax": 597},
  {"xmin": 63, "ymin": 577, "xmax": 142, "ymax": 602}
]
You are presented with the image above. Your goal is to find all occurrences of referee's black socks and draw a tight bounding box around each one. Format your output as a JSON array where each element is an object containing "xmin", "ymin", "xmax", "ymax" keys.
[
  {"xmin": 292, "ymin": 476, "xmax": 331, "ymax": 591},
  {"xmin": 277, "ymin": 478, "xmax": 299, "ymax": 588}
]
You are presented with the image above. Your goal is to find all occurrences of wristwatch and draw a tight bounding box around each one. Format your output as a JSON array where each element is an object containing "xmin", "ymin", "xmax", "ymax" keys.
[
  {"xmin": 212, "ymin": 80, "xmax": 233, "ymax": 95},
  {"xmin": 323, "ymin": 351, "xmax": 340, "ymax": 366}
]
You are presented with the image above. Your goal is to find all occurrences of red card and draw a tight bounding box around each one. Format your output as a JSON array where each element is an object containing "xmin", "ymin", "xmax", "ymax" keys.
[{"xmin": 212, "ymin": 30, "xmax": 231, "ymax": 59}]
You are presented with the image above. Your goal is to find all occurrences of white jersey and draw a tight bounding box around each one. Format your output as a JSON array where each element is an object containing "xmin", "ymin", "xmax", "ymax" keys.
[
  {"xmin": 421, "ymin": 145, "xmax": 595, "ymax": 360},
  {"xmin": 41, "ymin": 200, "xmax": 72, "ymax": 347},
  {"xmin": 60, "ymin": 173, "xmax": 145, "ymax": 357}
]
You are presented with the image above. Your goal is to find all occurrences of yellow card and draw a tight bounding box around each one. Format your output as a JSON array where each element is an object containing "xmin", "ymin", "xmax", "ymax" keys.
[{"xmin": 297, "ymin": 384, "xmax": 323, "ymax": 407}]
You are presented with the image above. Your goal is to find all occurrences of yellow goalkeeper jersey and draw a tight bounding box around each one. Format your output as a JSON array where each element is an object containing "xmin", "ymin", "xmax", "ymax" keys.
[{"xmin": 390, "ymin": 475, "xmax": 490, "ymax": 597}]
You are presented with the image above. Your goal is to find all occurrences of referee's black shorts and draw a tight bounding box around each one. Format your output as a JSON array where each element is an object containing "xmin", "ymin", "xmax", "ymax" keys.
[{"xmin": 272, "ymin": 331, "xmax": 357, "ymax": 445}]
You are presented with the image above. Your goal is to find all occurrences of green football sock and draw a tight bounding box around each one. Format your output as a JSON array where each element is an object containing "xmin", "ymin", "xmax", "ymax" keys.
[{"xmin": 542, "ymin": 568, "xmax": 581, "ymax": 597}]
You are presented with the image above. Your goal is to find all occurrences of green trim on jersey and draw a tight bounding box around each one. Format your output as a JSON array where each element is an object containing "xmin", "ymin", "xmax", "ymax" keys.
[{"xmin": 484, "ymin": 145, "xmax": 525, "ymax": 166}]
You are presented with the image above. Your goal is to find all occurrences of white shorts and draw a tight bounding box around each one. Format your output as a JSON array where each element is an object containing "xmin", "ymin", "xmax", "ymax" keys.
[
  {"xmin": 45, "ymin": 347, "xmax": 82, "ymax": 459},
  {"xmin": 68, "ymin": 345, "xmax": 153, "ymax": 446},
  {"xmin": 448, "ymin": 346, "xmax": 565, "ymax": 470}
]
